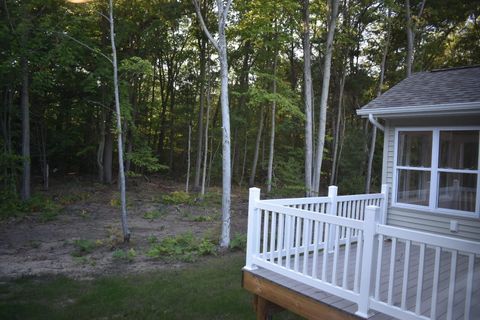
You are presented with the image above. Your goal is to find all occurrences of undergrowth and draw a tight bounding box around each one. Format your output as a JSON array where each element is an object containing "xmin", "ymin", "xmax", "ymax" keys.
[{"xmin": 147, "ymin": 233, "xmax": 216, "ymax": 262}]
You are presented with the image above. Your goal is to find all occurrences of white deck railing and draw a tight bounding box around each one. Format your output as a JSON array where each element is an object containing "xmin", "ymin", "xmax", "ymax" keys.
[{"xmin": 244, "ymin": 186, "xmax": 480, "ymax": 320}]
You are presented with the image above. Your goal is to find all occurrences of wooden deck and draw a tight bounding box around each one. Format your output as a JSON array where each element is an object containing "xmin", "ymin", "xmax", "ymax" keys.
[{"xmin": 243, "ymin": 239, "xmax": 480, "ymax": 320}]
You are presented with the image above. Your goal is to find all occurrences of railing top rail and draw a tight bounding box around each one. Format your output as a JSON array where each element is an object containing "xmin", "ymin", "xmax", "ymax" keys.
[
  {"xmin": 256, "ymin": 201, "xmax": 364, "ymax": 230},
  {"xmin": 336, "ymin": 193, "xmax": 384, "ymax": 201},
  {"xmin": 377, "ymin": 224, "xmax": 480, "ymax": 255},
  {"xmin": 260, "ymin": 196, "xmax": 331, "ymax": 205}
]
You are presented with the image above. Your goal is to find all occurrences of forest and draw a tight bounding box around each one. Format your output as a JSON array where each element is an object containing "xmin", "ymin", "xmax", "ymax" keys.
[{"xmin": 1, "ymin": 0, "xmax": 480, "ymax": 241}]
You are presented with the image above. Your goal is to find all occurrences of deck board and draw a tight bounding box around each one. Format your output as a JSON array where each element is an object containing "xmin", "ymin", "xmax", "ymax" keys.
[{"xmin": 247, "ymin": 239, "xmax": 480, "ymax": 319}]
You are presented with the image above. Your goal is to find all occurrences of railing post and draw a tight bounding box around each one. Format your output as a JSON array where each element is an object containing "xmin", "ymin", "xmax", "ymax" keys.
[
  {"xmin": 356, "ymin": 205, "xmax": 380, "ymax": 318},
  {"xmin": 327, "ymin": 186, "xmax": 338, "ymax": 252},
  {"xmin": 380, "ymin": 184, "xmax": 389, "ymax": 225},
  {"xmin": 245, "ymin": 187, "xmax": 261, "ymax": 270}
]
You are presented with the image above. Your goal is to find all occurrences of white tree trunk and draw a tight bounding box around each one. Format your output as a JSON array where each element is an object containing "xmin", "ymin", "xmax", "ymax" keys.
[
  {"xmin": 312, "ymin": 0, "xmax": 339, "ymax": 195},
  {"xmin": 20, "ymin": 57, "xmax": 30, "ymax": 201},
  {"xmin": 405, "ymin": 0, "xmax": 414, "ymax": 77},
  {"xmin": 266, "ymin": 54, "xmax": 278, "ymax": 193},
  {"xmin": 186, "ymin": 124, "xmax": 191, "ymax": 192},
  {"xmin": 110, "ymin": 0, "xmax": 130, "ymax": 242},
  {"xmin": 302, "ymin": 0, "xmax": 313, "ymax": 196},
  {"xmin": 201, "ymin": 55, "xmax": 211, "ymax": 196},
  {"xmin": 194, "ymin": 0, "xmax": 232, "ymax": 248},
  {"xmin": 330, "ymin": 64, "xmax": 346, "ymax": 186}
]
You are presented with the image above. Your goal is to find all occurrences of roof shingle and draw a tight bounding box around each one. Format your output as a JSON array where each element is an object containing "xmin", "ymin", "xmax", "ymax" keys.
[{"xmin": 360, "ymin": 66, "xmax": 480, "ymax": 111}]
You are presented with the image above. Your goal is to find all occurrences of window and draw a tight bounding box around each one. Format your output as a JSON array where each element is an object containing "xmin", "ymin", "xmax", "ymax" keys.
[{"xmin": 394, "ymin": 128, "xmax": 480, "ymax": 217}]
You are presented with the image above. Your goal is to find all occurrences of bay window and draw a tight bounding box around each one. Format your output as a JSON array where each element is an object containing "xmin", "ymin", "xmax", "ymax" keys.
[{"xmin": 394, "ymin": 128, "xmax": 480, "ymax": 217}]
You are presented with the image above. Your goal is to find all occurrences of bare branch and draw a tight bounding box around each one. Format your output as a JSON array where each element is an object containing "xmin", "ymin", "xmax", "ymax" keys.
[
  {"xmin": 192, "ymin": 0, "xmax": 219, "ymax": 52},
  {"xmin": 224, "ymin": 0, "xmax": 233, "ymax": 20},
  {"xmin": 58, "ymin": 31, "xmax": 113, "ymax": 63}
]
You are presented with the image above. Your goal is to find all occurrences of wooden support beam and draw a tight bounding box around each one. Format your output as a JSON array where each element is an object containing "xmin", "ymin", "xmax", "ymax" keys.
[
  {"xmin": 253, "ymin": 295, "xmax": 284, "ymax": 320},
  {"xmin": 243, "ymin": 271, "xmax": 360, "ymax": 320}
]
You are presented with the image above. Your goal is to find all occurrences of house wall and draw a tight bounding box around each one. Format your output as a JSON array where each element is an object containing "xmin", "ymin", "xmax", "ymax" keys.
[{"xmin": 381, "ymin": 116, "xmax": 480, "ymax": 241}]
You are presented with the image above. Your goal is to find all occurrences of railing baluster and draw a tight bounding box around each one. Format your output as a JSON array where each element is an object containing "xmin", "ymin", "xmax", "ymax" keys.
[
  {"xmin": 374, "ymin": 234, "xmax": 384, "ymax": 300},
  {"xmin": 294, "ymin": 216, "xmax": 301, "ymax": 272},
  {"xmin": 465, "ymin": 253, "xmax": 474, "ymax": 320},
  {"xmin": 354, "ymin": 230, "xmax": 363, "ymax": 293},
  {"xmin": 401, "ymin": 240, "xmax": 411, "ymax": 310},
  {"xmin": 415, "ymin": 243, "xmax": 425, "ymax": 315},
  {"xmin": 285, "ymin": 215, "xmax": 292, "ymax": 269},
  {"xmin": 269, "ymin": 211, "xmax": 277, "ymax": 263},
  {"xmin": 387, "ymin": 237, "xmax": 397, "ymax": 305},
  {"xmin": 277, "ymin": 213, "xmax": 284, "ymax": 266},
  {"xmin": 322, "ymin": 223, "xmax": 329, "ymax": 281},
  {"xmin": 255, "ymin": 209, "xmax": 262, "ymax": 255},
  {"xmin": 342, "ymin": 226, "xmax": 351, "ymax": 289},
  {"xmin": 262, "ymin": 210, "xmax": 269, "ymax": 258},
  {"xmin": 430, "ymin": 247, "xmax": 441, "ymax": 319},
  {"xmin": 312, "ymin": 221, "xmax": 320, "ymax": 279},
  {"xmin": 332, "ymin": 225, "xmax": 340, "ymax": 285},
  {"xmin": 303, "ymin": 219, "xmax": 310, "ymax": 275},
  {"xmin": 446, "ymin": 250, "xmax": 457, "ymax": 320}
]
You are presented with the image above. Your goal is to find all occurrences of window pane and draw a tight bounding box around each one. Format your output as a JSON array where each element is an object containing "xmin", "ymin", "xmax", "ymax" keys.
[
  {"xmin": 438, "ymin": 172, "xmax": 477, "ymax": 212},
  {"xmin": 439, "ymin": 131, "xmax": 479, "ymax": 170},
  {"xmin": 398, "ymin": 131, "xmax": 432, "ymax": 167},
  {"xmin": 397, "ymin": 169, "xmax": 430, "ymax": 206}
]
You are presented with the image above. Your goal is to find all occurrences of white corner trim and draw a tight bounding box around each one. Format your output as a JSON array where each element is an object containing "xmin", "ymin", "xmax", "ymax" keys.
[{"xmin": 357, "ymin": 101, "xmax": 480, "ymax": 117}]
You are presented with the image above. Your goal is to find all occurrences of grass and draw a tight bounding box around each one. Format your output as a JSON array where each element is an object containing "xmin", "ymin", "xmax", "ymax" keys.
[{"xmin": 0, "ymin": 253, "xmax": 300, "ymax": 320}]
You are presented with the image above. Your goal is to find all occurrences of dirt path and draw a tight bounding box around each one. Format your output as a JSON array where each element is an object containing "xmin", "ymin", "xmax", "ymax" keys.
[{"xmin": 0, "ymin": 177, "xmax": 249, "ymax": 279}]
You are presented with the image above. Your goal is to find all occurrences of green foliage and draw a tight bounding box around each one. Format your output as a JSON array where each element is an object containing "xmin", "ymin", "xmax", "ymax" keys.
[
  {"xmin": 142, "ymin": 208, "xmax": 166, "ymax": 220},
  {"xmin": 162, "ymin": 191, "xmax": 194, "ymax": 205},
  {"xmin": 71, "ymin": 239, "xmax": 96, "ymax": 257},
  {"xmin": 146, "ymin": 233, "xmax": 216, "ymax": 262},
  {"xmin": 0, "ymin": 194, "xmax": 62, "ymax": 221},
  {"xmin": 146, "ymin": 235, "xmax": 158, "ymax": 244},
  {"xmin": 112, "ymin": 248, "xmax": 137, "ymax": 262},
  {"xmin": 127, "ymin": 145, "xmax": 168, "ymax": 174},
  {"xmin": 229, "ymin": 233, "xmax": 247, "ymax": 251}
]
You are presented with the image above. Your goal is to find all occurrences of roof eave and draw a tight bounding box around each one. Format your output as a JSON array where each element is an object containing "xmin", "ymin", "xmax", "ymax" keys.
[{"xmin": 356, "ymin": 101, "xmax": 480, "ymax": 118}]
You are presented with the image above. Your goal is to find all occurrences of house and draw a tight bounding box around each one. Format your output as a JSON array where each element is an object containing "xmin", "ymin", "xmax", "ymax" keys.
[
  {"xmin": 242, "ymin": 66, "xmax": 480, "ymax": 320},
  {"xmin": 357, "ymin": 66, "xmax": 480, "ymax": 242}
]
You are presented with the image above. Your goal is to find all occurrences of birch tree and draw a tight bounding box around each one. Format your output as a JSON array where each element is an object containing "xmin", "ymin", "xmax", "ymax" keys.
[
  {"xmin": 66, "ymin": 0, "xmax": 130, "ymax": 241},
  {"xmin": 313, "ymin": 0, "xmax": 339, "ymax": 195},
  {"xmin": 302, "ymin": 0, "xmax": 313, "ymax": 196},
  {"xmin": 193, "ymin": 0, "xmax": 232, "ymax": 248},
  {"xmin": 108, "ymin": 0, "xmax": 130, "ymax": 242},
  {"xmin": 405, "ymin": 0, "xmax": 426, "ymax": 76}
]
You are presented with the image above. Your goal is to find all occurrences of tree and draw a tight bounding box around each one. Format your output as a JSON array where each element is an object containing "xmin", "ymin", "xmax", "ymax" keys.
[
  {"xmin": 193, "ymin": 0, "xmax": 233, "ymax": 248},
  {"xmin": 302, "ymin": 0, "xmax": 313, "ymax": 196},
  {"xmin": 66, "ymin": 0, "xmax": 130, "ymax": 241},
  {"xmin": 312, "ymin": 0, "xmax": 339, "ymax": 195}
]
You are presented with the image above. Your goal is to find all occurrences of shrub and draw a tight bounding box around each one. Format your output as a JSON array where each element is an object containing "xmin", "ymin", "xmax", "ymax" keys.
[
  {"xmin": 112, "ymin": 248, "xmax": 136, "ymax": 262},
  {"xmin": 143, "ymin": 208, "xmax": 166, "ymax": 220},
  {"xmin": 71, "ymin": 239, "xmax": 96, "ymax": 257},
  {"xmin": 162, "ymin": 191, "xmax": 194, "ymax": 205},
  {"xmin": 229, "ymin": 233, "xmax": 247, "ymax": 251},
  {"xmin": 146, "ymin": 233, "xmax": 216, "ymax": 262}
]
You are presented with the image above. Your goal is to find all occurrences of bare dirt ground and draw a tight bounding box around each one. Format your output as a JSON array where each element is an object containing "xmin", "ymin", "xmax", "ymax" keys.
[{"xmin": 0, "ymin": 176, "xmax": 249, "ymax": 280}]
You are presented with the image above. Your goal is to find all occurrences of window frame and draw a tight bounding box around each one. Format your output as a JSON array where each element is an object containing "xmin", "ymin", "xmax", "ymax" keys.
[{"xmin": 392, "ymin": 126, "xmax": 480, "ymax": 218}]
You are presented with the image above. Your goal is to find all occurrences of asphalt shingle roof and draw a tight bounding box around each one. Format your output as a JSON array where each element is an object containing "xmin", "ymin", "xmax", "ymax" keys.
[{"xmin": 360, "ymin": 66, "xmax": 480, "ymax": 111}]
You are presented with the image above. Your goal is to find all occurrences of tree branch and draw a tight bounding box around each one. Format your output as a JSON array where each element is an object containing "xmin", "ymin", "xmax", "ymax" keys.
[
  {"xmin": 58, "ymin": 31, "xmax": 113, "ymax": 63},
  {"xmin": 192, "ymin": 0, "xmax": 219, "ymax": 52}
]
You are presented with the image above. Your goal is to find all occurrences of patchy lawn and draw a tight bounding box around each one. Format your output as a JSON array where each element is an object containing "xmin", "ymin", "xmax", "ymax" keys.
[{"xmin": 0, "ymin": 252, "xmax": 300, "ymax": 320}]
